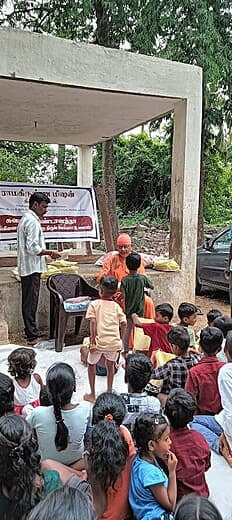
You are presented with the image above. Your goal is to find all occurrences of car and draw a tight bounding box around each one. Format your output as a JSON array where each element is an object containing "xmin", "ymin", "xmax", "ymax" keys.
[{"xmin": 196, "ymin": 226, "xmax": 231, "ymax": 294}]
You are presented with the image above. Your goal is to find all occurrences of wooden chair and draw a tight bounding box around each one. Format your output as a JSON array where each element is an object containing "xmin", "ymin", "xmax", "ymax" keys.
[{"xmin": 47, "ymin": 273, "xmax": 99, "ymax": 352}]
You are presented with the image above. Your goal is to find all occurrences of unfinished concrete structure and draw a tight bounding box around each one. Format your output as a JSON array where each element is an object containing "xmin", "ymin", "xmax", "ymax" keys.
[{"xmin": 0, "ymin": 28, "xmax": 202, "ymax": 338}]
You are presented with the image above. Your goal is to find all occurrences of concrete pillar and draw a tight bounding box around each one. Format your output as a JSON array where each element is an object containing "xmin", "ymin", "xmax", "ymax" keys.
[
  {"xmin": 77, "ymin": 145, "xmax": 93, "ymax": 187},
  {"xmin": 0, "ymin": 293, "xmax": 8, "ymax": 344},
  {"xmin": 77, "ymin": 145, "xmax": 93, "ymax": 254},
  {"xmin": 169, "ymin": 96, "xmax": 202, "ymax": 299}
]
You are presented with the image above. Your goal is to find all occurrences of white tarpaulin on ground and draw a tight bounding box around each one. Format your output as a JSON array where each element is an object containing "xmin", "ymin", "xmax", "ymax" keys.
[{"xmin": 0, "ymin": 182, "xmax": 100, "ymax": 243}]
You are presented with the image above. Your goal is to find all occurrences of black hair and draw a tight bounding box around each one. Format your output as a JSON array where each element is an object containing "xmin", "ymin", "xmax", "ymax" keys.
[
  {"xmin": 125, "ymin": 252, "xmax": 141, "ymax": 271},
  {"xmin": 167, "ymin": 326, "xmax": 190, "ymax": 353},
  {"xmin": 92, "ymin": 392, "xmax": 126, "ymax": 426},
  {"xmin": 0, "ymin": 414, "xmax": 41, "ymax": 519},
  {"xmin": 213, "ymin": 316, "xmax": 232, "ymax": 338},
  {"xmin": 133, "ymin": 412, "xmax": 168, "ymax": 456},
  {"xmin": 174, "ymin": 495, "xmax": 222, "ymax": 520},
  {"xmin": 29, "ymin": 192, "xmax": 50, "ymax": 208},
  {"xmin": 155, "ymin": 303, "xmax": 174, "ymax": 321},
  {"xmin": 178, "ymin": 302, "xmax": 198, "ymax": 320},
  {"xmin": 207, "ymin": 309, "xmax": 222, "ymax": 324},
  {"xmin": 200, "ymin": 326, "xmax": 223, "ymax": 354},
  {"xmin": 165, "ymin": 388, "xmax": 197, "ymax": 429},
  {"xmin": 39, "ymin": 385, "xmax": 52, "ymax": 406},
  {"xmin": 27, "ymin": 485, "xmax": 96, "ymax": 520},
  {"xmin": 125, "ymin": 353, "xmax": 153, "ymax": 392},
  {"xmin": 0, "ymin": 373, "xmax": 14, "ymax": 416},
  {"xmin": 87, "ymin": 420, "xmax": 129, "ymax": 492},
  {"xmin": 46, "ymin": 363, "xmax": 76, "ymax": 451},
  {"xmin": 100, "ymin": 275, "xmax": 118, "ymax": 296},
  {"xmin": 8, "ymin": 347, "xmax": 37, "ymax": 379},
  {"xmin": 225, "ymin": 330, "xmax": 232, "ymax": 359}
]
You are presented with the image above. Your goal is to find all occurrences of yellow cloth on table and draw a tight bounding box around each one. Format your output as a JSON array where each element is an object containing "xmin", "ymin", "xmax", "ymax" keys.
[
  {"xmin": 133, "ymin": 318, "xmax": 154, "ymax": 351},
  {"xmin": 152, "ymin": 258, "xmax": 180, "ymax": 271}
]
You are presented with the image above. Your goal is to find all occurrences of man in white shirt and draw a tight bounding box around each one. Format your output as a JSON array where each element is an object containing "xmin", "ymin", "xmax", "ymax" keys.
[{"xmin": 17, "ymin": 192, "xmax": 60, "ymax": 345}]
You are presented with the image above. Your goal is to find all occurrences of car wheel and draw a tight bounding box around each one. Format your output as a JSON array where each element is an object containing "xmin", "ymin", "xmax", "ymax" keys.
[{"xmin": 195, "ymin": 277, "xmax": 202, "ymax": 295}]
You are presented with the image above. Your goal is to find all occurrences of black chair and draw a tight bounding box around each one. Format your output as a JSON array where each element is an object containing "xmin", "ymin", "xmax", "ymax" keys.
[{"xmin": 47, "ymin": 273, "xmax": 99, "ymax": 352}]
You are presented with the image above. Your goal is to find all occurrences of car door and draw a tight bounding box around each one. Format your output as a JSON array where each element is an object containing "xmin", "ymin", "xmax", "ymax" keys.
[{"xmin": 198, "ymin": 228, "xmax": 231, "ymax": 290}]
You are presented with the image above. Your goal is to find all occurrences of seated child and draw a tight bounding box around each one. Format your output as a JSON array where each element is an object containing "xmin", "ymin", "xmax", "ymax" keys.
[
  {"xmin": 165, "ymin": 388, "xmax": 211, "ymax": 501},
  {"xmin": 185, "ymin": 327, "xmax": 225, "ymax": 415},
  {"xmin": 191, "ymin": 331, "xmax": 232, "ymax": 466},
  {"xmin": 151, "ymin": 326, "xmax": 199, "ymax": 407},
  {"xmin": 174, "ymin": 495, "xmax": 222, "ymax": 520},
  {"xmin": 213, "ymin": 315, "xmax": 232, "ymax": 362},
  {"xmin": 8, "ymin": 347, "xmax": 43, "ymax": 417},
  {"xmin": 27, "ymin": 485, "xmax": 95, "ymax": 520},
  {"xmin": 178, "ymin": 303, "xmax": 198, "ymax": 348},
  {"xmin": 207, "ymin": 309, "xmax": 223, "ymax": 327},
  {"xmin": 121, "ymin": 253, "xmax": 154, "ymax": 353},
  {"xmin": 121, "ymin": 353, "xmax": 160, "ymax": 430},
  {"xmin": 87, "ymin": 392, "xmax": 136, "ymax": 520},
  {"xmin": 28, "ymin": 362, "xmax": 91, "ymax": 469},
  {"xmin": 0, "ymin": 372, "xmax": 14, "ymax": 416},
  {"xmin": 129, "ymin": 412, "xmax": 177, "ymax": 520},
  {"xmin": 132, "ymin": 303, "xmax": 174, "ymax": 358},
  {"xmin": 84, "ymin": 275, "xmax": 127, "ymax": 402}
]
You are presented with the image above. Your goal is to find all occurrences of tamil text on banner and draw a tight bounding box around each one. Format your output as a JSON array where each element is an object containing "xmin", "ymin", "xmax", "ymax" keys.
[{"xmin": 0, "ymin": 182, "xmax": 100, "ymax": 243}]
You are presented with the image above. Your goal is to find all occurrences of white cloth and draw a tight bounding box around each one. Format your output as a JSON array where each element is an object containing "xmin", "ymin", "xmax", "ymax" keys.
[
  {"xmin": 215, "ymin": 363, "xmax": 232, "ymax": 449},
  {"xmin": 17, "ymin": 209, "xmax": 46, "ymax": 276},
  {"xmin": 28, "ymin": 401, "xmax": 91, "ymax": 465},
  {"xmin": 13, "ymin": 374, "xmax": 41, "ymax": 406}
]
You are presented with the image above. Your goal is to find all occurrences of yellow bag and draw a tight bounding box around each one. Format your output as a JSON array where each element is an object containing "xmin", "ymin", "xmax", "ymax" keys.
[
  {"xmin": 133, "ymin": 318, "xmax": 154, "ymax": 351},
  {"xmin": 151, "ymin": 349, "xmax": 176, "ymax": 367},
  {"xmin": 152, "ymin": 258, "xmax": 180, "ymax": 272}
]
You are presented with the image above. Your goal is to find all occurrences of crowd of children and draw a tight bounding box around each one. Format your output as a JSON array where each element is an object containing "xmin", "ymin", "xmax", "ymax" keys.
[{"xmin": 1, "ymin": 246, "xmax": 232, "ymax": 519}]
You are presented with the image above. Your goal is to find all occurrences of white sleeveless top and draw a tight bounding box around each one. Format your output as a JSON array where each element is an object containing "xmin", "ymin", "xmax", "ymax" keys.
[{"xmin": 13, "ymin": 374, "xmax": 40, "ymax": 406}]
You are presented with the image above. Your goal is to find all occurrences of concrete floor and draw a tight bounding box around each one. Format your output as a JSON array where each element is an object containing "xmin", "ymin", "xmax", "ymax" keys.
[{"xmin": 0, "ymin": 343, "xmax": 231, "ymax": 519}]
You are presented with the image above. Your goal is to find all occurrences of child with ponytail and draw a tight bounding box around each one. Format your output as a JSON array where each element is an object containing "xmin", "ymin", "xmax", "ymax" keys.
[
  {"xmin": 129, "ymin": 412, "xmax": 177, "ymax": 520},
  {"xmin": 28, "ymin": 362, "xmax": 91, "ymax": 469},
  {"xmin": 86, "ymin": 392, "xmax": 136, "ymax": 520}
]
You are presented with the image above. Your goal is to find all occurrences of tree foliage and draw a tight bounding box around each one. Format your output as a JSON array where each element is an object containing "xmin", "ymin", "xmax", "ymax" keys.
[{"xmin": 0, "ymin": 141, "xmax": 56, "ymax": 183}]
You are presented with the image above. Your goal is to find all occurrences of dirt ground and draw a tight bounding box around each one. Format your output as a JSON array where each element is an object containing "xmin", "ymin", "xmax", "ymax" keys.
[{"xmin": 195, "ymin": 289, "xmax": 230, "ymax": 332}]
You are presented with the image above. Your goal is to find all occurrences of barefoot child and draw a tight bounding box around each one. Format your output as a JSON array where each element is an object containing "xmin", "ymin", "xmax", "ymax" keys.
[
  {"xmin": 129, "ymin": 412, "xmax": 177, "ymax": 520},
  {"xmin": 121, "ymin": 253, "xmax": 154, "ymax": 354},
  {"xmin": 8, "ymin": 347, "xmax": 43, "ymax": 417},
  {"xmin": 84, "ymin": 275, "xmax": 127, "ymax": 402}
]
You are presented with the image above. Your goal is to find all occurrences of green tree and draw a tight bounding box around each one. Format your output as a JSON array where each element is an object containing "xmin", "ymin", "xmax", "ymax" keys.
[
  {"xmin": 0, "ymin": 141, "xmax": 56, "ymax": 182},
  {"xmin": 127, "ymin": 0, "xmax": 231, "ymax": 241}
]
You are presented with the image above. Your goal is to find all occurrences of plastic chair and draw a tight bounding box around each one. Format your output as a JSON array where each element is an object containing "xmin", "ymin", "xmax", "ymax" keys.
[{"xmin": 47, "ymin": 273, "xmax": 99, "ymax": 352}]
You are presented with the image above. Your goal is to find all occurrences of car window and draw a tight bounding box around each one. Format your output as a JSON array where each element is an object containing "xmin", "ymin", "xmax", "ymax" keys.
[{"xmin": 212, "ymin": 229, "xmax": 231, "ymax": 252}]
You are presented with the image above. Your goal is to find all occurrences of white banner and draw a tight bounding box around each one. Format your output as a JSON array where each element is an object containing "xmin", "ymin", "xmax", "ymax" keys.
[{"xmin": 0, "ymin": 182, "xmax": 100, "ymax": 243}]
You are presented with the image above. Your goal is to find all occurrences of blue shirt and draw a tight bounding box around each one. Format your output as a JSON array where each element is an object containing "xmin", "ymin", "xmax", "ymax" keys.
[{"xmin": 129, "ymin": 455, "xmax": 169, "ymax": 520}]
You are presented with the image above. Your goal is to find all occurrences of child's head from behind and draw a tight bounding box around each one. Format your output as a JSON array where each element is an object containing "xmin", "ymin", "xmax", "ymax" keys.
[
  {"xmin": 155, "ymin": 303, "xmax": 173, "ymax": 324},
  {"xmin": 167, "ymin": 326, "xmax": 190, "ymax": 356},
  {"xmin": 8, "ymin": 347, "xmax": 36, "ymax": 379},
  {"xmin": 200, "ymin": 326, "xmax": 223, "ymax": 355},
  {"xmin": 174, "ymin": 495, "xmax": 222, "ymax": 520},
  {"xmin": 133, "ymin": 412, "xmax": 170, "ymax": 459},
  {"xmin": 87, "ymin": 419, "xmax": 129, "ymax": 492},
  {"xmin": 165, "ymin": 388, "xmax": 197, "ymax": 429},
  {"xmin": 0, "ymin": 414, "xmax": 40, "ymax": 518},
  {"xmin": 207, "ymin": 308, "xmax": 223, "ymax": 327},
  {"xmin": 92, "ymin": 391, "xmax": 126, "ymax": 426},
  {"xmin": 27, "ymin": 485, "xmax": 95, "ymax": 520},
  {"xmin": 213, "ymin": 316, "xmax": 232, "ymax": 338},
  {"xmin": 99, "ymin": 275, "xmax": 118, "ymax": 297},
  {"xmin": 46, "ymin": 362, "xmax": 76, "ymax": 451},
  {"xmin": 0, "ymin": 373, "xmax": 14, "ymax": 416},
  {"xmin": 178, "ymin": 302, "xmax": 198, "ymax": 326},
  {"xmin": 224, "ymin": 330, "xmax": 232, "ymax": 362},
  {"xmin": 125, "ymin": 353, "xmax": 153, "ymax": 393},
  {"xmin": 125, "ymin": 252, "xmax": 141, "ymax": 272}
]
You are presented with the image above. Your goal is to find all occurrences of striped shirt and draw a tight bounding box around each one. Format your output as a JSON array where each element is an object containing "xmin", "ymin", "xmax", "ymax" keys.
[{"xmin": 17, "ymin": 209, "xmax": 46, "ymax": 276}]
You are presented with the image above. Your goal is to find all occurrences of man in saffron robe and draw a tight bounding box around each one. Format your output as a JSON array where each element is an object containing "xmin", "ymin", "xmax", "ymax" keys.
[{"xmin": 96, "ymin": 233, "xmax": 155, "ymax": 319}]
